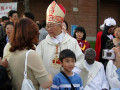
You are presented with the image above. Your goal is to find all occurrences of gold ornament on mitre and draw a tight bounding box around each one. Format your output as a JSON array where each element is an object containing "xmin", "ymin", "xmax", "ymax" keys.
[
  {"xmin": 52, "ymin": 45, "xmax": 61, "ymax": 69},
  {"xmin": 46, "ymin": 1, "xmax": 66, "ymax": 23}
]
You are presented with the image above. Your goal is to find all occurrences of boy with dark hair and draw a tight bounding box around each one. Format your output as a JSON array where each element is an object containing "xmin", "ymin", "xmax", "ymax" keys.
[{"xmin": 51, "ymin": 49, "xmax": 83, "ymax": 90}]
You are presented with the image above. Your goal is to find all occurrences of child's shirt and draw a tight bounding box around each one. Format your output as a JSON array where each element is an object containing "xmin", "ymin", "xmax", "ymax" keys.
[{"xmin": 51, "ymin": 72, "xmax": 83, "ymax": 90}]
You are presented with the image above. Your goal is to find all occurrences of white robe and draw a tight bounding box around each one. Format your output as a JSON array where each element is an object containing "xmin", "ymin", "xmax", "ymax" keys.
[
  {"xmin": 36, "ymin": 33, "xmax": 84, "ymax": 77},
  {"xmin": 106, "ymin": 60, "xmax": 120, "ymax": 88},
  {"xmin": 73, "ymin": 60, "xmax": 109, "ymax": 90}
]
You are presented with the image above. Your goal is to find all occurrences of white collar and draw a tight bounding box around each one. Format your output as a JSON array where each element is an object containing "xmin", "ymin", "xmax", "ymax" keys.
[
  {"xmin": 85, "ymin": 60, "xmax": 93, "ymax": 70},
  {"xmin": 51, "ymin": 32, "xmax": 65, "ymax": 44}
]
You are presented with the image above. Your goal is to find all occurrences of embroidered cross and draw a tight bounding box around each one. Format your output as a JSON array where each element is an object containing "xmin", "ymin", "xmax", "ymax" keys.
[{"xmin": 79, "ymin": 42, "xmax": 83, "ymax": 47}]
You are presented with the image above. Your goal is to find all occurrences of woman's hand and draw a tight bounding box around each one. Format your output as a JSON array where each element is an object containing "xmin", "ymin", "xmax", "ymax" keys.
[{"xmin": 0, "ymin": 57, "xmax": 8, "ymax": 68}]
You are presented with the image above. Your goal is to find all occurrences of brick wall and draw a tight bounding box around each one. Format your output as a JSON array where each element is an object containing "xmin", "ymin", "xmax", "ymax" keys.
[
  {"xmin": 0, "ymin": 0, "xmax": 120, "ymax": 40},
  {"xmin": 58, "ymin": 0, "xmax": 97, "ymax": 37},
  {"xmin": 30, "ymin": 0, "xmax": 53, "ymax": 23},
  {"xmin": 99, "ymin": 0, "xmax": 120, "ymax": 28}
]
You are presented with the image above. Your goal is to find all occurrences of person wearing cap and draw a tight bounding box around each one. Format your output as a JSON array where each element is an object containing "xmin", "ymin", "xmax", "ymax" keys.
[
  {"xmin": 36, "ymin": 1, "xmax": 84, "ymax": 78},
  {"xmin": 73, "ymin": 48, "xmax": 109, "ymax": 90},
  {"xmin": 99, "ymin": 17, "xmax": 116, "ymax": 68}
]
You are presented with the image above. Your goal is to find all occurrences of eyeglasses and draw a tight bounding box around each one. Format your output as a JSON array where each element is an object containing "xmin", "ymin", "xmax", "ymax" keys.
[
  {"xmin": 45, "ymin": 24, "xmax": 61, "ymax": 29},
  {"xmin": 45, "ymin": 25, "xmax": 54, "ymax": 29}
]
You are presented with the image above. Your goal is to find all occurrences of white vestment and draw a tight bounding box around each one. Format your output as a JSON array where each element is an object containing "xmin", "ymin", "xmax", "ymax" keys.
[
  {"xmin": 106, "ymin": 60, "xmax": 120, "ymax": 88},
  {"xmin": 73, "ymin": 60, "xmax": 109, "ymax": 90},
  {"xmin": 36, "ymin": 33, "xmax": 84, "ymax": 77}
]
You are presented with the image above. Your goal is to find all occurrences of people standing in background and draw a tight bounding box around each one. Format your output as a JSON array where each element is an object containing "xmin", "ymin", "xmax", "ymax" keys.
[
  {"xmin": 62, "ymin": 20, "xmax": 71, "ymax": 36},
  {"xmin": 106, "ymin": 26, "xmax": 120, "ymax": 49},
  {"xmin": 8, "ymin": 10, "xmax": 18, "ymax": 23},
  {"xmin": 39, "ymin": 20, "xmax": 48, "ymax": 41},
  {"xmin": 36, "ymin": 20, "xmax": 42, "ymax": 29},
  {"xmin": 23, "ymin": 11, "xmax": 34, "ymax": 21},
  {"xmin": 73, "ymin": 48, "xmax": 109, "ymax": 90},
  {"xmin": 51, "ymin": 49, "xmax": 83, "ymax": 90},
  {"xmin": 0, "ymin": 16, "xmax": 9, "ymax": 40},
  {"xmin": 73, "ymin": 26, "xmax": 91, "ymax": 53},
  {"xmin": 0, "ymin": 16, "xmax": 9, "ymax": 27},
  {"xmin": 0, "ymin": 22, "xmax": 14, "ymax": 58},
  {"xmin": 99, "ymin": 17, "xmax": 116, "ymax": 68}
]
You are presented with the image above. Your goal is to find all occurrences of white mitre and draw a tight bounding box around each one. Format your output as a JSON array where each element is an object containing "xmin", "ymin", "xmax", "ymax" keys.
[{"xmin": 46, "ymin": 1, "xmax": 66, "ymax": 23}]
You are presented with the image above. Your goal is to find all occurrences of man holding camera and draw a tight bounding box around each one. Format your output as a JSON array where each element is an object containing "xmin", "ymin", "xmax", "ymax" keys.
[{"xmin": 106, "ymin": 43, "xmax": 120, "ymax": 89}]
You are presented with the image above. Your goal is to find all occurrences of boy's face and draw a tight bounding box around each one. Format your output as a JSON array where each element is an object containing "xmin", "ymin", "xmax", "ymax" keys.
[{"xmin": 61, "ymin": 57, "xmax": 75, "ymax": 72}]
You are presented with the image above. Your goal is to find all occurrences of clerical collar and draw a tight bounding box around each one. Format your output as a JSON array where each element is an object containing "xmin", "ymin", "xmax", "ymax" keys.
[{"xmin": 51, "ymin": 32, "xmax": 65, "ymax": 44}]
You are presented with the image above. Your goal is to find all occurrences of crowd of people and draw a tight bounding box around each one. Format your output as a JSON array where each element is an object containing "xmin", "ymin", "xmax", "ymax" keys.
[{"xmin": 0, "ymin": 1, "xmax": 120, "ymax": 90}]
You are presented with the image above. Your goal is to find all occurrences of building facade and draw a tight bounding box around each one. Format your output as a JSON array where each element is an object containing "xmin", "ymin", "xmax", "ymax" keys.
[{"xmin": 0, "ymin": 0, "xmax": 120, "ymax": 41}]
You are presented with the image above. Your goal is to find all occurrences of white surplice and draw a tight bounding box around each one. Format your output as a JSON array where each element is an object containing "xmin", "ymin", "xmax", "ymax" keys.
[
  {"xmin": 36, "ymin": 32, "xmax": 84, "ymax": 90},
  {"xmin": 73, "ymin": 60, "xmax": 109, "ymax": 90},
  {"xmin": 106, "ymin": 60, "xmax": 120, "ymax": 88}
]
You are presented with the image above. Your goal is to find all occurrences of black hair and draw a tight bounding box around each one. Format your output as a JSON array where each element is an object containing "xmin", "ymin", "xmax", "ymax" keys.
[
  {"xmin": 59, "ymin": 49, "xmax": 76, "ymax": 62},
  {"xmin": 73, "ymin": 26, "xmax": 86, "ymax": 40},
  {"xmin": 23, "ymin": 12, "xmax": 34, "ymax": 21},
  {"xmin": 0, "ymin": 66, "xmax": 12, "ymax": 90},
  {"xmin": 1, "ymin": 16, "xmax": 9, "ymax": 22},
  {"xmin": 85, "ymin": 48, "xmax": 96, "ymax": 58},
  {"xmin": 5, "ymin": 22, "xmax": 14, "ymax": 29},
  {"xmin": 8, "ymin": 10, "xmax": 18, "ymax": 17},
  {"xmin": 63, "ymin": 20, "xmax": 68, "ymax": 30},
  {"xmin": 41, "ymin": 20, "xmax": 46, "ymax": 28}
]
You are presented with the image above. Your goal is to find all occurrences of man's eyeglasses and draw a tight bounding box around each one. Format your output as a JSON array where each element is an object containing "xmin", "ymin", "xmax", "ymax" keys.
[
  {"xmin": 45, "ymin": 25, "xmax": 54, "ymax": 29},
  {"xmin": 45, "ymin": 24, "xmax": 61, "ymax": 29}
]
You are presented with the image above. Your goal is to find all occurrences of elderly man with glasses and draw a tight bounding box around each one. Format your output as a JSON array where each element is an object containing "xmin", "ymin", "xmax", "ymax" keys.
[{"xmin": 36, "ymin": 0, "xmax": 84, "ymax": 80}]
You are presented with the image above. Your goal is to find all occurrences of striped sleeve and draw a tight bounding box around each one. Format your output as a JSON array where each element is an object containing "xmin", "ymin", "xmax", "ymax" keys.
[{"xmin": 51, "ymin": 75, "xmax": 60, "ymax": 90}]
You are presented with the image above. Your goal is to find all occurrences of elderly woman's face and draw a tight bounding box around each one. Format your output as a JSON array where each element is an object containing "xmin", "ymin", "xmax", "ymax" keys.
[
  {"xmin": 6, "ymin": 24, "xmax": 14, "ymax": 38},
  {"xmin": 85, "ymin": 51, "xmax": 95, "ymax": 64}
]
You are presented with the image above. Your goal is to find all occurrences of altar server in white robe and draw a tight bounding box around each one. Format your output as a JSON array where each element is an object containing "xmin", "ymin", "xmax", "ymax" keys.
[
  {"xmin": 106, "ymin": 44, "xmax": 120, "ymax": 89},
  {"xmin": 73, "ymin": 48, "xmax": 109, "ymax": 90},
  {"xmin": 36, "ymin": 1, "xmax": 84, "ymax": 77}
]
